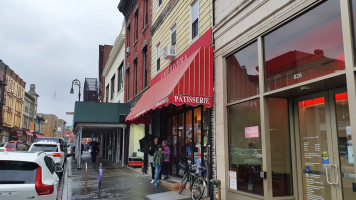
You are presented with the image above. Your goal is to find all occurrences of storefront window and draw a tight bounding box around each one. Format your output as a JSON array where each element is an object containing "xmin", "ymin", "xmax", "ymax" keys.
[
  {"xmin": 268, "ymin": 98, "xmax": 293, "ymax": 197},
  {"xmin": 202, "ymin": 107, "xmax": 209, "ymax": 167},
  {"xmin": 228, "ymin": 98, "xmax": 263, "ymax": 196},
  {"xmin": 264, "ymin": 0, "xmax": 344, "ymax": 92},
  {"xmin": 193, "ymin": 107, "xmax": 202, "ymax": 166},
  {"xmin": 178, "ymin": 112, "xmax": 185, "ymax": 176},
  {"xmin": 226, "ymin": 41, "xmax": 259, "ymax": 103},
  {"xmin": 186, "ymin": 110, "xmax": 193, "ymax": 160},
  {"xmin": 172, "ymin": 115, "xmax": 178, "ymax": 175}
]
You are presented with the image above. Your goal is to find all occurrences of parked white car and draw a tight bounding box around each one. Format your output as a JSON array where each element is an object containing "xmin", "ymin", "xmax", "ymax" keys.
[
  {"xmin": 0, "ymin": 151, "xmax": 62, "ymax": 200},
  {"xmin": 29, "ymin": 140, "xmax": 65, "ymax": 175}
]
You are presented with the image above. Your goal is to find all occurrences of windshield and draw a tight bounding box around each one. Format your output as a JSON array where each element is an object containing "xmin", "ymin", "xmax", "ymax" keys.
[
  {"xmin": 0, "ymin": 143, "xmax": 5, "ymax": 147},
  {"xmin": 7, "ymin": 143, "xmax": 16, "ymax": 148},
  {"xmin": 0, "ymin": 161, "xmax": 38, "ymax": 184},
  {"xmin": 30, "ymin": 144, "xmax": 58, "ymax": 152}
]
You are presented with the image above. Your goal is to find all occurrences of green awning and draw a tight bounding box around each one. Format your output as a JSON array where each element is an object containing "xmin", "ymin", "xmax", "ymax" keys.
[{"xmin": 73, "ymin": 101, "xmax": 130, "ymax": 126}]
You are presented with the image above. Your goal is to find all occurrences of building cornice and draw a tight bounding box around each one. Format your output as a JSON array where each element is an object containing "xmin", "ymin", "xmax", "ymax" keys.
[
  {"xmin": 102, "ymin": 31, "xmax": 125, "ymax": 77},
  {"xmin": 118, "ymin": 0, "xmax": 137, "ymax": 19}
]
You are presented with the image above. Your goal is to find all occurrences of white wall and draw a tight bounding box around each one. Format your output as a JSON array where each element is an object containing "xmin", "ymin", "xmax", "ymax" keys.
[{"xmin": 103, "ymin": 26, "xmax": 126, "ymax": 103}]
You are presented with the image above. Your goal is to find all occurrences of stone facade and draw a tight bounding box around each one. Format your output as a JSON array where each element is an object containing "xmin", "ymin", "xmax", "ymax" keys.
[{"xmin": 43, "ymin": 114, "xmax": 66, "ymax": 138}]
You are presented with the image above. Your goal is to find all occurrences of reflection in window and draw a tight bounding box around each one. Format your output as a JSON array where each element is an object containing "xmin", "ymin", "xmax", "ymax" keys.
[
  {"xmin": 228, "ymin": 98, "xmax": 263, "ymax": 196},
  {"xmin": 269, "ymin": 98, "xmax": 293, "ymax": 197},
  {"xmin": 186, "ymin": 110, "xmax": 193, "ymax": 159},
  {"xmin": 264, "ymin": 0, "xmax": 344, "ymax": 91},
  {"xmin": 193, "ymin": 107, "xmax": 202, "ymax": 166},
  {"xmin": 227, "ymin": 41, "xmax": 259, "ymax": 103}
]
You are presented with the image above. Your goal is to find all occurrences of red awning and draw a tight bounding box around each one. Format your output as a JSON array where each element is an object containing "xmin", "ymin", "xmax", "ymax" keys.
[
  {"xmin": 126, "ymin": 47, "xmax": 213, "ymax": 124},
  {"xmin": 35, "ymin": 133, "xmax": 44, "ymax": 138},
  {"xmin": 24, "ymin": 130, "xmax": 34, "ymax": 137}
]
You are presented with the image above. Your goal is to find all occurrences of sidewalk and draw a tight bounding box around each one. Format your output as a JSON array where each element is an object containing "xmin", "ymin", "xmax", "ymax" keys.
[{"xmin": 67, "ymin": 152, "xmax": 170, "ymax": 200}]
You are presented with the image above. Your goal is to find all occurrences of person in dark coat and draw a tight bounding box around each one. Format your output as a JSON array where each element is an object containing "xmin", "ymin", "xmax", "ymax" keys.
[
  {"xmin": 149, "ymin": 137, "xmax": 161, "ymax": 183},
  {"xmin": 90, "ymin": 142, "xmax": 99, "ymax": 163}
]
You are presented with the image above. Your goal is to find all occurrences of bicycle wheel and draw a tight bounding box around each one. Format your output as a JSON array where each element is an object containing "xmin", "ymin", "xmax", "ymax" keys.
[
  {"xmin": 191, "ymin": 177, "xmax": 206, "ymax": 200},
  {"xmin": 178, "ymin": 172, "xmax": 188, "ymax": 194}
]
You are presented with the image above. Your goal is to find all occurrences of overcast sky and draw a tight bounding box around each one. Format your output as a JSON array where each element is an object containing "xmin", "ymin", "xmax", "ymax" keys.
[{"xmin": 0, "ymin": 0, "xmax": 124, "ymax": 126}]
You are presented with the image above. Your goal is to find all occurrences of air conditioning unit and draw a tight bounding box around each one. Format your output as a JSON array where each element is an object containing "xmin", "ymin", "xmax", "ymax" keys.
[
  {"xmin": 126, "ymin": 47, "xmax": 130, "ymax": 55},
  {"xmin": 164, "ymin": 45, "xmax": 176, "ymax": 60}
]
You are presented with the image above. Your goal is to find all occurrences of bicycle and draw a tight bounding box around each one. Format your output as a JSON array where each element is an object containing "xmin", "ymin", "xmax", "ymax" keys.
[{"xmin": 178, "ymin": 160, "xmax": 207, "ymax": 200}]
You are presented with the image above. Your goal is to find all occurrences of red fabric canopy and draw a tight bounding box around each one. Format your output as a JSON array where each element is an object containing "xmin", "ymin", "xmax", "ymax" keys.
[
  {"xmin": 24, "ymin": 130, "xmax": 34, "ymax": 137},
  {"xmin": 126, "ymin": 47, "xmax": 213, "ymax": 124},
  {"xmin": 35, "ymin": 133, "xmax": 44, "ymax": 138}
]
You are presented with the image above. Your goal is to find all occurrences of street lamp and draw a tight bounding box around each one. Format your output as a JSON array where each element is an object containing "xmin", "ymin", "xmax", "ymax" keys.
[{"xmin": 70, "ymin": 79, "xmax": 81, "ymax": 101}]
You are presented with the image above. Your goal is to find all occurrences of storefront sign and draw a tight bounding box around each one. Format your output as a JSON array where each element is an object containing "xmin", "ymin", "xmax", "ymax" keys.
[
  {"xmin": 322, "ymin": 152, "xmax": 329, "ymax": 164},
  {"xmin": 346, "ymin": 126, "xmax": 351, "ymax": 136},
  {"xmin": 245, "ymin": 126, "xmax": 259, "ymax": 138},
  {"xmin": 348, "ymin": 146, "xmax": 354, "ymax": 164},
  {"xmin": 173, "ymin": 95, "xmax": 210, "ymax": 105},
  {"xmin": 151, "ymin": 28, "xmax": 212, "ymax": 86},
  {"xmin": 229, "ymin": 171, "xmax": 237, "ymax": 190}
]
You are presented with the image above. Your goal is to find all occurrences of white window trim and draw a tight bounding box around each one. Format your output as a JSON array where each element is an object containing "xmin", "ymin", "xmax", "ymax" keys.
[
  {"xmin": 171, "ymin": 24, "xmax": 177, "ymax": 45},
  {"xmin": 190, "ymin": 0, "xmax": 199, "ymax": 43},
  {"xmin": 157, "ymin": 0, "xmax": 162, "ymax": 11},
  {"xmin": 156, "ymin": 43, "xmax": 161, "ymax": 73}
]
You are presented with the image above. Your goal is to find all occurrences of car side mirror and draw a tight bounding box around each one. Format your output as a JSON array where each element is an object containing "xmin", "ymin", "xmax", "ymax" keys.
[{"xmin": 55, "ymin": 165, "xmax": 63, "ymax": 173}]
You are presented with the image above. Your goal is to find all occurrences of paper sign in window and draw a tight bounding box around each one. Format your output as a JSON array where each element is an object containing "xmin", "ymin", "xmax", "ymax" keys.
[{"xmin": 245, "ymin": 126, "xmax": 259, "ymax": 138}]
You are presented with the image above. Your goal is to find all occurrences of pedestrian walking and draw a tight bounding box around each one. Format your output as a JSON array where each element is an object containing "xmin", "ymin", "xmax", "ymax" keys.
[
  {"xmin": 16, "ymin": 142, "xmax": 29, "ymax": 151},
  {"xmin": 149, "ymin": 137, "xmax": 160, "ymax": 183},
  {"xmin": 81, "ymin": 143, "xmax": 84, "ymax": 155},
  {"xmin": 91, "ymin": 142, "xmax": 99, "ymax": 163},
  {"xmin": 161, "ymin": 140, "xmax": 170, "ymax": 179},
  {"xmin": 153, "ymin": 145, "xmax": 166, "ymax": 186}
]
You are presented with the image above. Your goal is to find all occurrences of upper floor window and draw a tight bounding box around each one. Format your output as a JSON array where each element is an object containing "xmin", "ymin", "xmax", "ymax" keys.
[
  {"xmin": 135, "ymin": 9, "xmax": 139, "ymax": 42},
  {"xmin": 156, "ymin": 43, "xmax": 161, "ymax": 71},
  {"xmin": 134, "ymin": 59, "xmax": 138, "ymax": 95},
  {"xmin": 143, "ymin": 47, "xmax": 148, "ymax": 88},
  {"xmin": 126, "ymin": 68, "xmax": 130, "ymax": 101},
  {"xmin": 191, "ymin": 0, "xmax": 199, "ymax": 40},
  {"xmin": 144, "ymin": 0, "xmax": 149, "ymax": 27},
  {"xmin": 111, "ymin": 74, "xmax": 115, "ymax": 100},
  {"xmin": 118, "ymin": 63, "xmax": 124, "ymax": 92},
  {"xmin": 171, "ymin": 24, "xmax": 176, "ymax": 45},
  {"xmin": 105, "ymin": 85, "xmax": 109, "ymax": 102},
  {"xmin": 157, "ymin": 0, "xmax": 162, "ymax": 10},
  {"xmin": 127, "ymin": 24, "xmax": 131, "ymax": 49}
]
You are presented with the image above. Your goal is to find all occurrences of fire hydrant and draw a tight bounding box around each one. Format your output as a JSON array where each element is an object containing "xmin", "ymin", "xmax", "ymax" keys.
[{"xmin": 210, "ymin": 179, "xmax": 221, "ymax": 200}]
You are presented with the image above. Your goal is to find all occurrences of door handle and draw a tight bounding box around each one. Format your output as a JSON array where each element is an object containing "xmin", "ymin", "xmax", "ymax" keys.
[
  {"xmin": 324, "ymin": 165, "xmax": 333, "ymax": 185},
  {"xmin": 332, "ymin": 164, "xmax": 339, "ymax": 185}
]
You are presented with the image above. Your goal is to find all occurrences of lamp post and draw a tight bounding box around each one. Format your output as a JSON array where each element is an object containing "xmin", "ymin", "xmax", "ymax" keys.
[{"xmin": 70, "ymin": 79, "xmax": 81, "ymax": 101}]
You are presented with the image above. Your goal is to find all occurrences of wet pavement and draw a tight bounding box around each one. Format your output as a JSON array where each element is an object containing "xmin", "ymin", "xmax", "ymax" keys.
[{"xmin": 68, "ymin": 152, "xmax": 170, "ymax": 200}]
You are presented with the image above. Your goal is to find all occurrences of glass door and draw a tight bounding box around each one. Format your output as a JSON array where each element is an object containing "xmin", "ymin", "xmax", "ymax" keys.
[
  {"xmin": 330, "ymin": 91, "xmax": 355, "ymax": 200},
  {"xmin": 295, "ymin": 90, "xmax": 355, "ymax": 200}
]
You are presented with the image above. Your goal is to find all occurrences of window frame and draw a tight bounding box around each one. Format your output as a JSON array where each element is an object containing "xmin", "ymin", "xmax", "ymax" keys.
[
  {"xmin": 118, "ymin": 63, "xmax": 124, "ymax": 92},
  {"xmin": 171, "ymin": 24, "xmax": 177, "ymax": 45},
  {"xmin": 144, "ymin": 0, "xmax": 149, "ymax": 27},
  {"xmin": 157, "ymin": 0, "xmax": 162, "ymax": 11},
  {"xmin": 190, "ymin": 0, "xmax": 199, "ymax": 42},
  {"xmin": 111, "ymin": 74, "xmax": 115, "ymax": 100},
  {"xmin": 143, "ymin": 47, "xmax": 148, "ymax": 88},
  {"xmin": 127, "ymin": 24, "xmax": 131, "ymax": 51},
  {"xmin": 126, "ymin": 68, "xmax": 130, "ymax": 102},
  {"xmin": 134, "ymin": 59, "xmax": 138, "ymax": 96},
  {"xmin": 156, "ymin": 43, "xmax": 161, "ymax": 72},
  {"xmin": 134, "ymin": 9, "xmax": 139, "ymax": 43},
  {"xmin": 105, "ymin": 85, "xmax": 109, "ymax": 102}
]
